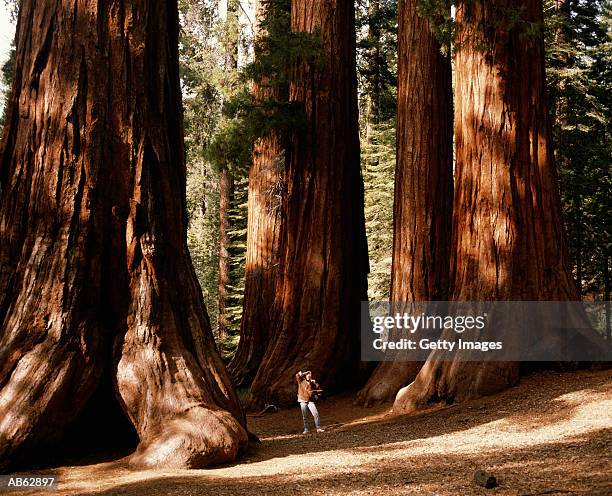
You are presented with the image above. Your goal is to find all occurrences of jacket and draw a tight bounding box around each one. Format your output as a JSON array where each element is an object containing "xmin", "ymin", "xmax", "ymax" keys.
[{"xmin": 296, "ymin": 372, "xmax": 320, "ymax": 402}]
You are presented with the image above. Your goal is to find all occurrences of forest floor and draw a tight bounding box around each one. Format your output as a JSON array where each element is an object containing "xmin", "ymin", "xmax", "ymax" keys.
[{"xmin": 13, "ymin": 369, "xmax": 612, "ymax": 496}]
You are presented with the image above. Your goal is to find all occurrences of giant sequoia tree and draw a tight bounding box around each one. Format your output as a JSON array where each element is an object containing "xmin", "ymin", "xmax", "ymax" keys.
[
  {"xmin": 0, "ymin": 0, "xmax": 247, "ymax": 469},
  {"xmin": 394, "ymin": 0, "xmax": 584, "ymax": 412},
  {"xmin": 249, "ymin": 0, "xmax": 369, "ymax": 405},
  {"xmin": 356, "ymin": 0, "xmax": 453, "ymax": 406},
  {"xmin": 228, "ymin": 0, "xmax": 284, "ymax": 387}
]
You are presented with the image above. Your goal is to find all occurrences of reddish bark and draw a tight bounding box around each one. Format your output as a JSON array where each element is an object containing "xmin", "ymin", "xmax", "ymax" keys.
[
  {"xmin": 357, "ymin": 0, "xmax": 454, "ymax": 406},
  {"xmin": 0, "ymin": 0, "xmax": 247, "ymax": 469},
  {"xmin": 394, "ymin": 0, "xmax": 580, "ymax": 413},
  {"xmin": 228, "ymin": 0, "xmax": 284, "ymax": 387},
  {"xmin": 248, "ymin": 0, "xmax": 369, "ymax": 406}
]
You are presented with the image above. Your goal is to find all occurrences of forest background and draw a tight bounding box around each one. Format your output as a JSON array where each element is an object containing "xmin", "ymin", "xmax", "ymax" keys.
[{"xmin": 0, "ymin": 0, "xmax": 609, "ymax": 360}]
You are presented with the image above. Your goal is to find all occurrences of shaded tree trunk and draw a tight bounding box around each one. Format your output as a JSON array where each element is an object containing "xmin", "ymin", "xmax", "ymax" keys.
[
  {"xmin": 605, "ymin": 253, "xmax": 611, "ymax": 341},
  {"xmin": 356, "ymin": 0, "xmax": 453, "ymax": 406},
  {"xmin": 365, "ymin": 0, "xmax": 381, "ymax": 169},
  {"xmin": 0, "ymin": 0, "xmax": 247, "ymax": 470},
  {"xmin": 394, "ymin": 0, "xmax": 581, "ymax": 413},
  {"xmin": 228, "ymin": 0, "xmax": 284, "ymax": 387},
  {"xmin": 249, "ymin": 0, "xmax": 369, "ymax": 406}
]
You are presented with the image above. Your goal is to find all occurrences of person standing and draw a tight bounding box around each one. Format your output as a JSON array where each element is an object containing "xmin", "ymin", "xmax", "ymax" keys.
[{"xmin": 296, "ymin": 370, "xmax": 324, "ymax": 434}]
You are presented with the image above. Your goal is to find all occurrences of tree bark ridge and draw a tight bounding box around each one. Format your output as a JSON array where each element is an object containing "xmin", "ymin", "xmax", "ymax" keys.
[
  {"xmin": 0, "ymin": 0, "xmax": 248, "ymax": 469},
  {"xmin": 357, "ymin": 0, "xmax": 453, "ymax": 406}
]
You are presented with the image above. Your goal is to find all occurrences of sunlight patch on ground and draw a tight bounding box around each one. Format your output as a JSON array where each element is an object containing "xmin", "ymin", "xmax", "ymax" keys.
[{"xmin": 15, "ymin": 371, "xmax": 612, "ymax": 495}]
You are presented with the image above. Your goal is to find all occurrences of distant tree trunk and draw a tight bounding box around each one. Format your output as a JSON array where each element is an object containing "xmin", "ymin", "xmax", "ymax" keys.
[
  {"xmin": 218, "ymin": 0, "xmax": 239, "ymax": 340},
  {"xmin": 394, "ymin": 0, "xmax": 581, "ymax": 413},
  {"xmin": 0, "ymin": 0, "xmax": 247, "ymax": 470},
  {"xmin": 368, "ymin": 0, "xmax": 381, "ymax": 121},
  {"xmin": 573, "ymin": 189, "xmax": 583, "ymax": 295},
  {"xmin": 228, "ymin": 0, "xmax": 284, "ymax": 387},
  {"xmin": 218, "ymin": 167, "xmax": 234, "ymax": 339},
  {"xmin": 249, "ymin": 0, "xmax": 369, "ymax": 406},
  {"xmin": 365, "ymin": 0, "xmax": 381, "ymax": 168},
  {"xmin": 605, "ymin": 253, "xmax": 611, "ymax": 341},
  {"xmin": 356, "ymin": 0, "xmax": 453, "ymax": 406}
]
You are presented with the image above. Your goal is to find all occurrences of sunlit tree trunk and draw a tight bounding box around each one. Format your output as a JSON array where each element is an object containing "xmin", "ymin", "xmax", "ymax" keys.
[
  {"xmin": 0, "ymin": 0, "xmax": 247, "ymax": 469},
  {"xmin": 357, "ymin": 0, "xmax": 453, "ymax": 406},
  {"xmin": 249, "ymin": 0, "xmax": 369, "ymax": 406},
  {"xmin": 394, "ymin": 0, "xmax": 581, "ymax": 413},
  {"xmin": 228, "ymin": 0, "xmax": 284, "ymax": 387}
]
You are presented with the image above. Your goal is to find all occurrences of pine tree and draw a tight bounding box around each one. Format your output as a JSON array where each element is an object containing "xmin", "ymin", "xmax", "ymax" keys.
[
  {"xmin": 356, "ymin": 0, "xmax": 398, "ymax": 302},
  {"xmin": 180, "ymin": 0, "xmax": 225, "ymax": 330},
  {"xmin": 545, "ymin": 0, "xmax": 609, "ymax": 297}
]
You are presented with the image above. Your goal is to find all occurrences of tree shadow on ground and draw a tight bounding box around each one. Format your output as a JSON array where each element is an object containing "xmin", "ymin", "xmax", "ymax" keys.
[
  {"xmin": 65, "ymin": 428, "xmax": 612, "ymax": 495},
  {"xmin": 239, "ymin": 370, "xmax": 610, "ymax": 463}
]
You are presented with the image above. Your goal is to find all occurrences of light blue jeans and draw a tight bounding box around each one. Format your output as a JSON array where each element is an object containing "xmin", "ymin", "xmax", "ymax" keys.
[{"xmin": 299, "ymin": 401, "xmax": 320, "ymax": 430}]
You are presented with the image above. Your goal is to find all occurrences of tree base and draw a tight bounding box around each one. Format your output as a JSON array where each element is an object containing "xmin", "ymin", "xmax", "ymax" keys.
[
  {"xmin": 356, "ymin": 362, "xmax": 421, "ymax": 406},
  {"xmin": 393, "ymin": 358, "xmax": 519, "ymax": 414},
  {"xmin": 129, "ymin": 408, "xmax": 247, "ymax": 469}
]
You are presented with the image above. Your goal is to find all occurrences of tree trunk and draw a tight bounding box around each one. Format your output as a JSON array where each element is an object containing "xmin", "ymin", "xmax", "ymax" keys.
[
  {"xmin": 605, "ymin": 253, "xmax": 611, "ymax": 341},
  {"xmin": 394, "ymin": 0, "xmax": 580, "ymax": 414},
  {"xmin": 364, "ymin": 0, "xmax": 381, "ymax": 169},
  {"xmin": 248, "ymin": 0, "xmax": 369, "ymax": 406},
  {"xmin": 218, "ymin": 0, "xmax": 239, "ymax": 340},
  {"xmin": 218, "ymin": 166, "xmax": 234, "ymax": 339},
  {"xmin": 228, "ymin": 0, "xmax": 284, "ymax": 388},
  {"xmin": 356, "ymin": 0, "xmax": 454, "ymax": 406},
  {"xmin": 0, "ymin": 0, "xmax": 247, "ymax": 470}
]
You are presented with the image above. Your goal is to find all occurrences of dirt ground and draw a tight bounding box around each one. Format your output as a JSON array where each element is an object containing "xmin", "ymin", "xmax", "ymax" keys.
[{"xmin": 12, "ymin": 369, "xmax": 612, "ymax": 495}]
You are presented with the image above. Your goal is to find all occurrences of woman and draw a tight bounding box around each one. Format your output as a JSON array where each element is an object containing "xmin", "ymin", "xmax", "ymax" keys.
[{"xmin": 296, "ymin": 370, "xmax": 324, "ymax": 434}]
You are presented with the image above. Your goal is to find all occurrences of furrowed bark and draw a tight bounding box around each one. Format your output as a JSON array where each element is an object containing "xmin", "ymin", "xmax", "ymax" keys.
[
  {"xmin": 393, "ymin": 0, "xmax": 582, "ymax": 414},
  {"xmin": 249, "ymin": 0, "xmax": 369, "ymax": 406},
  {"xmin": 356, "ymin": 0, "xmax": 453, "ymax": 406},
  {"xmin": 228, "ymin": 0, "xmax": 284, "ymax": 388},
  {"xmin": 0, "ymin": 0, "xmax": 247, "ymax": 470}
]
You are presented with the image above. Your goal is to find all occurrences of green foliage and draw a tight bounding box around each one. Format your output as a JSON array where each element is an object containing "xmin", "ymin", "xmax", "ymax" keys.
[
  {"xmin": 416, "ymin": 0, "xmax": 542, "ymax": 54},
  {"xmin": 180, "ymin": 0, "xmax": 243, "ymax": 333},
  {"xmin": 363, "ymin": 121, "xmax": 396, "ymax": 301},
  {"xmin": 206, "ymin": 89, "xmax": 304, "ymax": 175},
  {"xmin": 357, "ymin": 1, "xmax": 398, "ymax": 301},
  {"xmin": 0, "ymin": 47, "xmax": 14, "ymax": 130},
  {"xmin": 356, "ymin": 0, "xmax": 398, "ymax": 122},
  {"xmin": 0, "ymin": 0, "xmax": 18, "ymax": 130},
  {"xmin": 217, "ymin": 334, "xmax": 241, "ymax": 364},
  {"xmin": 225, "ymin": 174, "xmax": 248, "ymax": 336},
  {"xmin": 186, "ymin": 157, "xmax": 220, "ymax": 324},
  {"xmin": 207, "ymin": 0, "xmax": 323, "ymax": 174},
  {"xmin": 243, "ymin": 0, "xmax": 324, "ymax": 89},
  {"xmin": 416, "ymin": 0, "xmax": 455, "ymax": 53},
  {"xmin": 545, "ymin": 0, "xmax": 611, "ymax": 299},
  {"xmin": 180, "ymin": 0, "xmax": 323, "ymax": 347}
]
